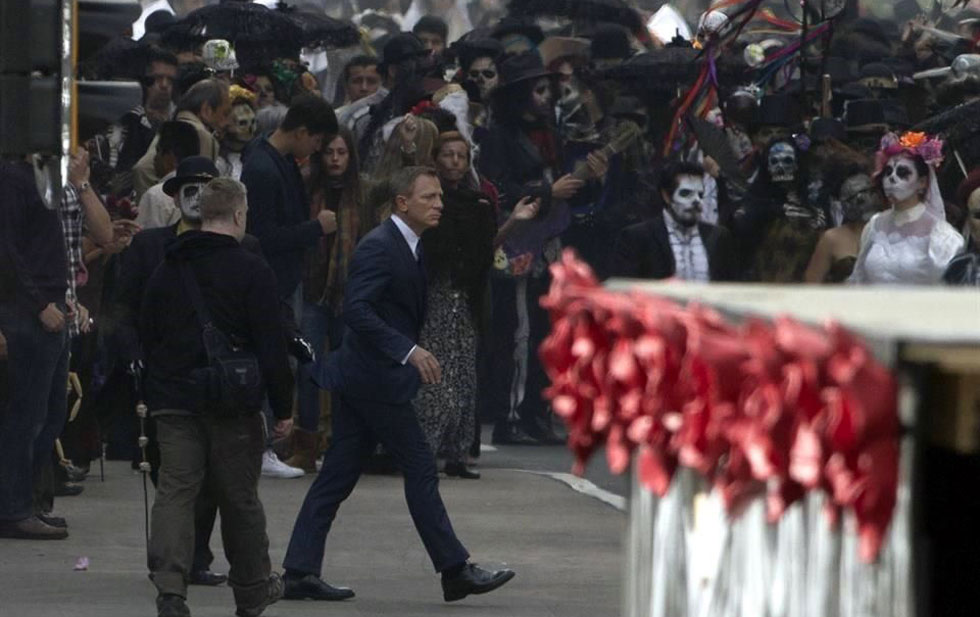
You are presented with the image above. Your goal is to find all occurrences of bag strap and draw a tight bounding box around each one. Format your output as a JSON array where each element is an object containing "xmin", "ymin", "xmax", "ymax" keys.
[{"xmin": 178, "ymin": 261, "xmax": 214, "ymax": 329}]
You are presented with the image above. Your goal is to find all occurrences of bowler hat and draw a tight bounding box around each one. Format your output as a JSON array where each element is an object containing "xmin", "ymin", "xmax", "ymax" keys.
[
  {"xmin": 163, "ymin": 156, "xmax": 220, "ymax": 197},
  {"xmin": 496, "ymin": 51, "xmax": 554, "ymax": 89},
  {"xmin": 452, "ymin": 36, "xmax": 503, "ymax": 71}
]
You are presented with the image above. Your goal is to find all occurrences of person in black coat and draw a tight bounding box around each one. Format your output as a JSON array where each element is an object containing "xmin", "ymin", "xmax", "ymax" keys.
[
  {"xmin": 141, "ymin": 178, "xmax": 293, "ymax": 617},
  {"xmin": 609, "ymin": 161, "xmax": 739, "ymax": 282},
  {"xmin": 281, "ymin": 167, "xmax": 515, "ymax": 604},
  {"xmin": 241, "ymin": 94, "xmax": 338, "ymax": 302}
]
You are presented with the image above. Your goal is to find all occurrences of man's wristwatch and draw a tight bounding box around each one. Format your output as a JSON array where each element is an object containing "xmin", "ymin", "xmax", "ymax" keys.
[{"xmin": 75, "ymin": 181, "xmax": 91, "ymax": 193}]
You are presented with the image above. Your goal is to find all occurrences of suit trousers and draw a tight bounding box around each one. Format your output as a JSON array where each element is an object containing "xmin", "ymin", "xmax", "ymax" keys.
[
  {"xmin": 283, "ymin": 394, "xmax": 470, "ymax": 576},
  {"xmin": 148, "ymin": 412, "xmax": 271, "ymax": 605}
]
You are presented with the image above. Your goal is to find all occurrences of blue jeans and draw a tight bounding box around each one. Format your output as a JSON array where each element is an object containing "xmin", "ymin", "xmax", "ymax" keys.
[
  {"xmin": 0, "ymin": 303, "xmax": 70, "ymax": 522},
  {"xmin": 297, "ymin": 301, "xmax": 342, "ymax": 432}
]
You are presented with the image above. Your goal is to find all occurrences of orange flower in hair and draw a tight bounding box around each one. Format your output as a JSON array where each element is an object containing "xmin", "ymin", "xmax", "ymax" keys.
[{"xmin": 898, "ymin": 131, "xmax": 927, "ymax": 149}]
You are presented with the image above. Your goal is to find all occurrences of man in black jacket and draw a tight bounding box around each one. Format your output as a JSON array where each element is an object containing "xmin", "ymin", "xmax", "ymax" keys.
[
  {"xmin": 0, "ymin": 158, "xmax": 70, "ymax": 540},
  {"xmin": 141, "ymin": 177, "xmax": 293, "ymax": 617},
  {"xmin": 609, "ymin": 161, "xmax": 739, "ymax": 282},
  {"xmin": 241, "ymin": 94, "xmax": 338, "ymax": 304}
]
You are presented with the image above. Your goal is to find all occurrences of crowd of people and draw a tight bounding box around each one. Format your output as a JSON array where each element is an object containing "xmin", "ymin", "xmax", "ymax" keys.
[{"xmin": 3, "ymin": 0, "xmax": 980, "ymax": 615}]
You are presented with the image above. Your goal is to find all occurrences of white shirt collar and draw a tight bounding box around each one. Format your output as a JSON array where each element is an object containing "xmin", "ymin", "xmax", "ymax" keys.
[
  {"xmin": 391, "ymin": 214, "xmax": 421, "ymax": 256},
  {"xmin": 892, "ymin": 203, "xmax": 927, "ymax": 226}
]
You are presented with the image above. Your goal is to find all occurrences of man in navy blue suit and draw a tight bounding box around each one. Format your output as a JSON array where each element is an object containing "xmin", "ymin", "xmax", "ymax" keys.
[{"xmin": 281, "ymin": 167, "xmax": 515, "ymax": 603}]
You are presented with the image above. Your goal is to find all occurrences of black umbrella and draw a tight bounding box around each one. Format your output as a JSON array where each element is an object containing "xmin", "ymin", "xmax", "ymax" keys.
[
  {"xmin": 163, "ymin": 0, "xmax": 304, "ymax": 64},
  {"xmin": 274, "ymin": 2, "xmax": 361, "ymax": 50},
  {"xmin": 507, "ymin": 0, "xmax": 646, "ymax": 38}
]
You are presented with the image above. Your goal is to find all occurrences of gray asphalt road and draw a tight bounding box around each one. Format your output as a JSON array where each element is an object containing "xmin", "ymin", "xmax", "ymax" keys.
[{"xmin": 0, "ymin": 437, "xmax": 625, "ymax": 617}]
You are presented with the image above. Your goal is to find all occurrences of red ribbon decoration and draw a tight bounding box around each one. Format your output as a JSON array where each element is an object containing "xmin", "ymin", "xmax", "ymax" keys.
[{"xmin": 539, "ymin": 250, "xmax": 900, "ymax": 562}]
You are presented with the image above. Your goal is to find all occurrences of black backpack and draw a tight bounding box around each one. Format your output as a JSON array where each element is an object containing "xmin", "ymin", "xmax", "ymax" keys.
[{"xmin": 179, "ymin": 261, "xmax": 265, "ymax": 416}]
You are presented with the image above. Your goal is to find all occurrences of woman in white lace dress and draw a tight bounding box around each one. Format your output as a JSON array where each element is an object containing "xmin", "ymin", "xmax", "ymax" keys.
[{"xmin": 849, "ymin": 132, "xmax": 964, "ymax": 285}]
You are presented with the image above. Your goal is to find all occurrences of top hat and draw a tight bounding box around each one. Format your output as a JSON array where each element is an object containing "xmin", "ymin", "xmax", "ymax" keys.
[
  {"xmin": 591, "ymin": 24, "xmax": 632, "ymax": 61},
  {"xmin": 809, "ymin": 117, "xmax": 846, "ymax": 143},
  {"xmin": 753, "ymin": 93, "xmax": 802, "ymax": 129},
  {"xmin": 843, "ymin": 98, "xmax": 888, "ymax": 133},
  {"xmin": 491, "ymin": 17, "xmax": 544, "ymax": 46},
  {"xmin": 452, "ymin": 36, "xmax": 503, "ymax": 71},
  {"xmin": 379, "ymin": 33, "xmax": 429, "ymax": 72},
  {"xmin": 496, "ymin": 51, "xmax": 555, "ymax": 89},
  {"xmin": 163, "ymin": 156, "xmax": 220, "ymax": 197}
]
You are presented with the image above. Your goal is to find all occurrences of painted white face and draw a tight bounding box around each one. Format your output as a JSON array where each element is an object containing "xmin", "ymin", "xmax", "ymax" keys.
[
  {"xmin": 178, "ymin": 182, "xmax": 206, "ymax": 222},
  {"xmin": 881, "ymin": 154, "xmax": 921, "ymax": 204},
  {"xmin": 667, "ymin": 174, "xmax": 705, "ymax": 227},
  {"xmin": 767, "ymin": 141, "xmax": 796, "ymax": 183}
]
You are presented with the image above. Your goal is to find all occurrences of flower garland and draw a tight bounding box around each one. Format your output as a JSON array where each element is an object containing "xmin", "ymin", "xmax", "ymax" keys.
[
  {"xmin": 539, "ymin": 250, "xmax": 900, "ymax": 563},
  {"xmin": 875, "ymin": 131, "xmax": 945, "ymax": 172}
]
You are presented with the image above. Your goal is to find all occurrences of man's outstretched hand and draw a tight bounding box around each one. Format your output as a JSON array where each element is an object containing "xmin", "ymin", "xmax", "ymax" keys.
[{"xmin": 408, "ymin": 346, "xmax": 442, "ymax": 385}]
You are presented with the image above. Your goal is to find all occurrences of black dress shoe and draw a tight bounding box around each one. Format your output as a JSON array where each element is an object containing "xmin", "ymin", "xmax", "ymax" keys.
[
  {"xmin": 36, "ymin": 512, "xmax": 67, "ymax": 529},
  {"xmin": 0, "ymin": 515, "xmax": 68, "ymax": 540},
  {"xmin": 156, "ymin": 593, "xmax": 190, "ymax": 617},
  {"xmin": 53, "ymin": 482, "xmax": 84, "ymax": 497},
  {"xmin": 491, "ymin": 424, "xmax": 539, "ymax": 446},
  {"xmin": 442, "ymin": 563, "xmax": 516, "ymax": 602},
  {"xmin": 283, "ymin": 573, "xmax": 355, "ymax": 601},
  {"xmin": 444, "ymin": 462, "xmax": 480, "ymax": 479},
  {"xmin": 190, "ymin": 569, "xmax": 228, "ymax": 586}
]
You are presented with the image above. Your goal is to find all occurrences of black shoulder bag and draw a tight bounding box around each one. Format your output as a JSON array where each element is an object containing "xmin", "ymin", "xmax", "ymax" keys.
[{"xmin": 179, "ymin": 262, "xmax": 265, "ymax": 416}]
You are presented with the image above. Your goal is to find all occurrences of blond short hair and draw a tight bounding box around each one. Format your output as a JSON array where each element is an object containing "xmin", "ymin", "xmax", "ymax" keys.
[{"xmin": 200, "ymin": 177, "xmax": 247, "ymax": 222}]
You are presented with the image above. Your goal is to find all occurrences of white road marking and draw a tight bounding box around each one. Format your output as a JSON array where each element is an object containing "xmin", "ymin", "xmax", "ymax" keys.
[{"xmin": 505, "ymin": 469, "xmax": 627, "ymax": 511}]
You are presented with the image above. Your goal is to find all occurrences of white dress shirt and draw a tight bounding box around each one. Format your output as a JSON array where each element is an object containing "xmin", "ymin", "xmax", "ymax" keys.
[
  {"xmin": 664, "ymin": 213, "xmax": 710, "ymax": 282},
  {"xmin": 391, "ymin": 214, "xmax": 421, "ymax": 364}
]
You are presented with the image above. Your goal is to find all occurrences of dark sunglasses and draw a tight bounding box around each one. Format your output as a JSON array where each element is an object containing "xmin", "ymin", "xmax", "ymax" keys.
[{"xmin": 468, "ymin": 69, "xmax": 496, "ymax": 80}]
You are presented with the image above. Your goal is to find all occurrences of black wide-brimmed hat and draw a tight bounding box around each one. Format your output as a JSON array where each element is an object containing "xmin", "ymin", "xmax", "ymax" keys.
[
  {"xmin": 496, "ymin": 51, "xmax": 555, "ymax": 89},
  {"xmin": 163, "ymin": 156, "xmax": 219, "ymax": 197}
]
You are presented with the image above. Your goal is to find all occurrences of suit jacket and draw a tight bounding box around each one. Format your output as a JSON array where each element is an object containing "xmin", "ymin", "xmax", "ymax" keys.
[
  {"xmin": 608, "ymin": 214, "xmax": 739, "ymax": 282},
  {"xmin": 316, "ymin": 218, "xmax": 426, "ymax": 404}
]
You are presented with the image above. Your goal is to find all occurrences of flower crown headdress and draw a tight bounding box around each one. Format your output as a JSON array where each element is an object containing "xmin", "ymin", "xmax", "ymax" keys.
[{"xmin": 875, "ymin": 131, "xmax": 944, "ymax": 172}]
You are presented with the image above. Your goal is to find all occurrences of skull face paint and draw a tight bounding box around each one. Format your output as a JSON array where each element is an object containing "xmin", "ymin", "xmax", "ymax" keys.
[
  {"xmin": 881, "ymin": 154, "xmax": 922, "ymax": 204},
  {"xmin": 468, "ymin": 56, "xmax": 499, "ymax": 102},
  {"xmin": 666, "ymin": 174, "xmax": 705, "ymax": 227},
  {"xmin": 178, "ymin": 182, "xmax": 206, "ymax": 222},
  {"xmin": 839, "ymin": 173, "xmax": 882, "ymax": 224},
  {"xmin": 224, "ymin": 103, "xmax": 256, "ymax": 151},
  {"xmin": 768, "ymin": 141, "xmax": 797, "ymax": 183}
]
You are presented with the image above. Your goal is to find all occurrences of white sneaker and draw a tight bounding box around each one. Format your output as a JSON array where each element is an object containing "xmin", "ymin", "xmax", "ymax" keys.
[{"xmin": 261, "ymin": 449, "xmax": 304, "ymax": 478}]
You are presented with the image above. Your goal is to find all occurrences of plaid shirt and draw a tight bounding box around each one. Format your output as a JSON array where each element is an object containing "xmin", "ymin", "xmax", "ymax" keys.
[{"xmin": 59, "ymin": 184, "xmax": 87, "ymax": 337}]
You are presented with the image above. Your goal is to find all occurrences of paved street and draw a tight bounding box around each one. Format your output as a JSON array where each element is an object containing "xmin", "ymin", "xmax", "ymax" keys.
[{"xmin": 0, "ymin": 435, "xmax": 625, "ymax": 617}]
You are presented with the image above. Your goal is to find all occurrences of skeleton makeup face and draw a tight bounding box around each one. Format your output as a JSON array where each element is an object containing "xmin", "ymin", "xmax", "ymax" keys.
[
  {"xmin": 224, "ymin": 103, "xmax": 256, "ymax": 150},
  {"xmin": 839, "ymin": 173, "xmax": 882, "ymax": 224},
  {"xmin": 881, "ymin": 154, "xmax": 925, "ymax": 205},
  {"xmin": 177, "ymin": 182, "xmax": 206, "ymax": 222},
  {"xmin": 467, "ymin": 57, "xmax": 499, "ymax": 102},
  {"xmin": 664, "ymin": 174, "xmax": 705, "ymax": 227},
  {"xmin": 768, "ymin": 141, "xmax": 797, "ymax": 184}
]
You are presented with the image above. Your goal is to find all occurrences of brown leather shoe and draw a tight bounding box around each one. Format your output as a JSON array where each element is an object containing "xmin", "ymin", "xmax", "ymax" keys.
[{"xmin": 0, "ymin": 515, "xmax": 68, "ymax": 540}]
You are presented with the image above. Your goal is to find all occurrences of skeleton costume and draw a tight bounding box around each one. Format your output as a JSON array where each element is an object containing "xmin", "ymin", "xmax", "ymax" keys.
[
  {"xmin": 739, "ymin": 139, "xmax": 828, "ymax": 283},
  {"xmin": 850, "ymin": 133, "xmax": 964, "ymax": 285},
  {"xmin": 217, "ymin": 87, "xmax": 257, "ymax": 180}
]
